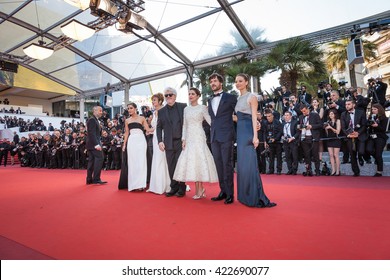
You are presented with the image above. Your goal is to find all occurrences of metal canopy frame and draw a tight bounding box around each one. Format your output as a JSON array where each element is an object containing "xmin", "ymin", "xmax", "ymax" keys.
[{"xmin": 0, "ymin": 1, "xmax": 389, "ymax": 100}]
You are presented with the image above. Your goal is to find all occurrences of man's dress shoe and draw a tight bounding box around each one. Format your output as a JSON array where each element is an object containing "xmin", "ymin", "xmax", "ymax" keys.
[
  {"xmin": 165, "ymin": 191, "xmax": 176, "ymax": 197},
  {"xmin": 175, "ymin": 192, "xmax": 185, "ymax": 197},
  {"xmin": 211, "ymin": 192, "xmax": 227, "ymax": 201},
  {"xmin": 93, "ymin": 180, "xmax": 107, "ymax": 185},
  {"xmin": 224, "ymin": 196, "xmax": 234, "ymax": 204}
]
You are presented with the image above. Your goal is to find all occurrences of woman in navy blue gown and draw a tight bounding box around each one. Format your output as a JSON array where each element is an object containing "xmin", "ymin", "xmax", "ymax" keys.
[{"xmin": 234, "ymin": 73, "xmax": 277, "ymax": 208}]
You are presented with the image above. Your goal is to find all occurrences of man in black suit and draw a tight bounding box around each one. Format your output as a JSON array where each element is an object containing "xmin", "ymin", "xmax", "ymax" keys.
[
  {"xmin": 263, "ymin": 109, "xmax": 283, "ymax": 175},
  {"xmin": 318, "ymin": 83, "xmax": 333, "ymax": 107},
  {"xmin": 298, "ymin": 85, "xmax": 312, "ymax": 106},
  {"xmin": 86, "ymin": 106, "xmax": 106, "ymax": 185},
  {"xmin": 324, "ymin": 90, "xmax": 345, "ymax": 117},
  {"xmin": 157, "ymin": 87, "xmax": 187, "ymax": 197},
  {"xmin": 208, "ymin": 73, "xmax": 237, "ymax": 204},
  {"xmin": 299, "ymin": 104, "xmax": 323, "ymax": 176},
  {"xmin": 282, "ymin": 111, "xmax": 300, "ymax": 175},
  {"xmin": 340, "ymin": 99, "xmax": 368, "ymax": 176},
  {"xmin": 373, "ymin": 77, "xmax": 388, "ymax": 107}
]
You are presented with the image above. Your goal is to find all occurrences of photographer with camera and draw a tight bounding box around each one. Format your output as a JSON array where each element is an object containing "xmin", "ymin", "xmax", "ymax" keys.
[
  {"xmin": 282, "ymin": 94, "xmax": 300, "ymax": 120},
  {"xmin": 340, "ymin": 99, "xmax": 368, "ymax": 177},
  {"xmin": 317, "ymin": 82, "xmax": 333, "ymax": 107},
  {"xmin": 325, "ymin": 90, "xmax": 345, "ymax": 116},
  {"xmin": 365, "ymin": 104, "xmax": 388, "ymax": 177},
  {"xmin": 282, "ymin": 111, "xmax": 300, "ymax": 175},
  {"xmin": 274, "ymin": 85, "xmax": 291, "ymax": 112},
  {"xmin": 338, "ymin": 81, "xmax": 350, "ymax": 100},
  {"xmin": 263, "ymin": 109, "xmax": 283, "ymax": 175},
  {"xmin": 368, "ymin": 77, "xmax": 388, "ymax": 107},
  {"xmin": 299, "ymin": 104, "xmax": 323, "ymax": 176},
  {"xmin": 0, "ymin": 138, "xmax": 11, "ymax": 167},
  {"xmin": 256, "ymin": 111, "xmax": 267, "ymax": 174},
  {"xmin": 298, "ymin": 85, "xmax": 312, "ymax": 106}
]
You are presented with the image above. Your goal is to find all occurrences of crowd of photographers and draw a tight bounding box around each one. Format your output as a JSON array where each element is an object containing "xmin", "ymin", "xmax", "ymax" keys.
[
  {"xmin": 0, "ymin": 110, "xmax": 130, "ymax": 170},
  {"xmin": 255, "ymin": 77, "xmax": 389, "ymax": 177}
]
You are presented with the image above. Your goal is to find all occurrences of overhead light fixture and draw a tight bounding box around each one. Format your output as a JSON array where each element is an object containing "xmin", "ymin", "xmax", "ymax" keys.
[
  {"xmin": 90, "ymin": 0, "xmax": 118, "ymax": 17},
  {"xmin": 116, "ymin": 9, "xmax": 146, "ymax": 32},
  {"xmin": 64, "ymin": 0, "xmax": 90, "ymax": 10},
  {"xmin": 129, "ymin": 11, "xmax": 147, "ymax": 30},
  {"xmin": 116, "ymin": 9, "xmax": 132, "ymax": 30},
  {"xmin": 23, "ymin": 40, "xmax": 54, "ymax": 60},
  {"xmin": 61, "ymin": 19, "xmax": 95, "ymax": 41}
]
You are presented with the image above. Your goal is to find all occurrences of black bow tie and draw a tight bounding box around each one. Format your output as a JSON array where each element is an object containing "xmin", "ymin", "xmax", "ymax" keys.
[
  {"xmin": 349, "ymin": 112, "xmax": 354, "ymax": 115},
  {"xmin": 213, "ymin": 92, "xmax": 222, "ymax": 97}
]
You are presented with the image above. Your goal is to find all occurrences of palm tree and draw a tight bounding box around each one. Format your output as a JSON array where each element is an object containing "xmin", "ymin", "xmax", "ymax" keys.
[
  {"xmin": 190, "ymin": 27, "xmax": 268, "ymax": 104},
  {"xmin": 326, "ymin": 37, "xmax": 377, "ymax": 87},
  {"xmin": 265, "ymin": 37, "xmax": 327, "ymax": 94}
]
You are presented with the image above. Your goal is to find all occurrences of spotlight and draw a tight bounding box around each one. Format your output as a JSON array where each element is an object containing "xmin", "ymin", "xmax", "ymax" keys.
[{"xmin": 90, "ymin": 0, "xmax": 118, "ymax": 17}]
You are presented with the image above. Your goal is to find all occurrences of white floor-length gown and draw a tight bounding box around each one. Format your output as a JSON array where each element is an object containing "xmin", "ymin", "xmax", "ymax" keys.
[
  {"xmin": 148, "ymin": 110, "xmax": 171, "ymax": 194},
  {"xmin": 127, "ymin": 122, "xmax": 147, "ymax": 191},
  {"xmin": 173, "ymin": 104, "xmax": 218, "ymax": 182}
]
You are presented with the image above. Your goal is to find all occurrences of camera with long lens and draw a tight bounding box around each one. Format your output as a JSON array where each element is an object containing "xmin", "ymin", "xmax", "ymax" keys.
[
  {"xmin": 323, "ymin": 121, "xmax": 330, "ymax": 128},
  {"xmin": 281, "ymin": 136, "xmax": 289, "ymax": 143},
  {"xmin": 367, "ymin": 114, "xmax": 378, "ymax": 126},
  {"xmin": 345, "ymin": 126, "xmax": 355, "ymax": 135},
  {"xmin": 338, "ymin": 81, "xmax": 348, "ymax": 87},
  {"xmin": 272, "ymin": 87, "xmax": 282, "ymax": 98},
  {"xmin": 298, "ymin": 124, "xmax": 307, "ymax": 130},
  {"xmin": 266, "ymin": 132, "xmax": 275, "ymax": 144},
  {"xmin": 327, "ymin": 100, "xmax": 335, "ymax": 106},
  {"xmin": 318, "ymin": 81, "xmax": 327, "ymax": 89},
  {"xmin": 283, "ymin": 97, "xmax": 291, "ymax": 106},
  {"xmin": 367, "ymin": 78, "xmax": 377, "ymax": 89}
]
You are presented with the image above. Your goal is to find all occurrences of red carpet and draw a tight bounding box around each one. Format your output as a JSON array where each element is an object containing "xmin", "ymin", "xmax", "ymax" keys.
[{"xmin": 1, "ymin": 165, "xmax": 390, "ymax": 260}]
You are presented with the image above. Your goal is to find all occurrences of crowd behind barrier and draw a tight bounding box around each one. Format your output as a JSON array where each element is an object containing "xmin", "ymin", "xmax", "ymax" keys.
[{"xmin": 0, "ymin": 103, "xmax": 47, "ymax": 116}]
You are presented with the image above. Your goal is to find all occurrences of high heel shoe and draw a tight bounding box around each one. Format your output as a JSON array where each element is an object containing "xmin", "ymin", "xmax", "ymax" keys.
[
  {"xmin": 192, "ymin": 194, "xmax": 200, "ymax": 199},
  {"xmin": 331, "ymin": 172, "xmax": 336, "ymax": 176},
  {"xmin": 200, "ymin": 189, "xmax": 206, "ymax": 198}
]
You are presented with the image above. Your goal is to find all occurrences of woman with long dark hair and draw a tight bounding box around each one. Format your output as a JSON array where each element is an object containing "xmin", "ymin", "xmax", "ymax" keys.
[
  {"xmin": 235, "ymin": 73, "xmax": 276, "ymax": 208},
  {"xmin": 324, "ymin": 108, "xmax": 341, "ymax": 175},
  {"xmin": 121, "ymin": 102, "xmax": 153, "ymax": 191}
]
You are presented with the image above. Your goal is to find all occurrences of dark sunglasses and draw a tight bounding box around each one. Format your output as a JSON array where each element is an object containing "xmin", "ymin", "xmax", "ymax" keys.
[{"xmin": 164, "ymin": 94, "xmax": 174, "ymax": 98}]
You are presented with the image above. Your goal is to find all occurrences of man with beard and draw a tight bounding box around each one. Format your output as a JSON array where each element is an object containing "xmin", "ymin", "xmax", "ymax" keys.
[{"xmin": 208, "ymin": 73, "xmax": 237, "ymax": 204}]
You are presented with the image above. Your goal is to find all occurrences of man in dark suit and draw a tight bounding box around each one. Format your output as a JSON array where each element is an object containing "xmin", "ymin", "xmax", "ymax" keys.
[
  {"xmin": 282, "ymin": 111, "xmax": 300, "ymax": 175},
  {"xmin": 298, "ymin": 85, "xmax": 312, "ymax": 106},
  {"xmin": 86, "ymin": 106, "xmax": 106, "ymax": 185},
  {"xmin": 374, "ymin": 77, "xmax": 388, "ymax": 107},
  {"xmin": 324, "ymin": 90, "xmax": 345, "ymax": 117},
  {"xmin": 299, "ymin": 104, "xmax": 323, "ymax": 176},
  {"xmin": 318, "ymin": 83, "xmax": 333, "ymax": 107},
  {"xmin": 340, "ymin": 99, "xmax": 368, "ymax": 176},
  {"xmin": 263, "ymin": 109, "xmax": 283, "ymax": 175},
  {"xmin": 157, "ymin": 87, "xmax": 187, "ymax": 197},
  {"xmin": 208, "ymin": 73, "xmax": 237, "ymax": 204}
]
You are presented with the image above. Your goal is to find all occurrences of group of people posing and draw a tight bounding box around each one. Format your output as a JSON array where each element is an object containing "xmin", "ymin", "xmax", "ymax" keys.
[{"xmin": 86, "ymin": 73, "xmax": 277, "ymax": 208}]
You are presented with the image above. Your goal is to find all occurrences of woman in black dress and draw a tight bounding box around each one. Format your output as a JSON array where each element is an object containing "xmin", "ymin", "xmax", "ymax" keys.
[{"xmin": 324, "ymin": 108, "xmax": 341, "ymax": 175}]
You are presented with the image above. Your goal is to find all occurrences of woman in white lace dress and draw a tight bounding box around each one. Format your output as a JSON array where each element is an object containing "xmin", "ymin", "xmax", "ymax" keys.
[
  {"xmin": 148, "ymin": 93, "xmax": 171, "ymax": 194},
  {"xmin": 173, "ymin": 88, "xmax": 218, "ymax": 199}
]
